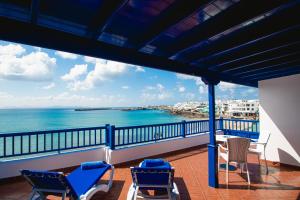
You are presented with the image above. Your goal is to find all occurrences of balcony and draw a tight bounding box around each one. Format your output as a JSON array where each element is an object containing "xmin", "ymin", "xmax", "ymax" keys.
[
  {"xmin": 1, "ymin": 119, "xmax": 299, "ymax": 199},
  {"xmin": 1, "ymin": 145, "xmax": 299, "ymax": 200},
  {"xmin": 0, "ymin": 0, "xmax": 299, "ymax": 198}
]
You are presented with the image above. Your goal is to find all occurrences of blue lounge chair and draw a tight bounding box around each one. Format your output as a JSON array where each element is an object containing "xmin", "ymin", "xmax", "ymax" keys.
[
  {"xmin": 21, "ymin": 161, "xmax": 114, "ymax": 200},
  {"xmin": 127, "ymin": 159, "xmax": 179, "ymax": 200}
]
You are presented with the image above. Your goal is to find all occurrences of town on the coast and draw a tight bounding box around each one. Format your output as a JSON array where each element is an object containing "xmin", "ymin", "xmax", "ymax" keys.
[{"xmin": 148, "ymin": 99, "xmax": 259, "ymax": 120}]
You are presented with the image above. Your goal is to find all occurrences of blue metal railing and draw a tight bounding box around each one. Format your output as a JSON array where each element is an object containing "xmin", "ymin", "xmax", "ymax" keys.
[
  {"xmin": 221, "ymin": 118, "xmax": 260, "ymax": 139},
  {"xmin": 0, "ymin": 126, "xmax": 106, "ymax": 158},
  {"xmin": 0, "ymin": 119, "xmax": 259, "ymax": 158}
]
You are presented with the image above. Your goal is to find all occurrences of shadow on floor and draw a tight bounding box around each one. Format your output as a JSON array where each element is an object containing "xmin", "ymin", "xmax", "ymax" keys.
[
  {"xmin": 174, "ymin": 177, "xmax": 192, "ymax": 200},
  {"xmin": 167, "ymin": 148, "xmax": 208, "ymax": 163},
  {"xmin": 92, "ymin": 180, "xmax": 125, "ymax": 200}
]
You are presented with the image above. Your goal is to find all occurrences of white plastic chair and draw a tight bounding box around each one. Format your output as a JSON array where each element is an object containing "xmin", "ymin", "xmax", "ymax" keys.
[
  {"xmin": 218, "ymin": 137, "xmax": 251, "ymax": 185},
  {"xmin": 248, "ymin": 133, "xmax": 271, "ymax": 174}
]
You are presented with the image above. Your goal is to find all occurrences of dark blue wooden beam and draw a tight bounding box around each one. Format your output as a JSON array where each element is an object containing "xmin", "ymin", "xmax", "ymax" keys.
[
  {"xmin": 250, "ymin": 68, "xmax": 300, "ymax": 81},
  {"xmin": 202, "ymin": 77, "xmax": 220, "ymax": 188},
  {"xmin": 222, "ymin": 51, "xmax": 300, "ymax": 74},
  {"xmin": 128, "ymin": 0, "xmax": 211, "ymax": 49},
  {"xmin": 208, "ymin": 41, "xmax": 300, "ymax": 71},
  {"xmin": 241, "ymin": 64, "xmax": 300, "ymax": 79},
  {"xmin": 30, "ymin": 0, "xmax": 40, "ymax": 24},
  {"xmin": 164, "ymin": 0, "xmax": 291, "ymax": 57},
  {"xmin": 180, "ymin": 2, "xmax": 300, "ymax": 64},
  {"xmin": 195, "ymin": 26, "xmax": 300, "ymax": 70},
  {"xmin": 86, "ymin": 0, "xmax": 128, "ymax": 39},
  {"xmin": 237, "ymin": 59, "xmax": 300, "ymax": 78}
]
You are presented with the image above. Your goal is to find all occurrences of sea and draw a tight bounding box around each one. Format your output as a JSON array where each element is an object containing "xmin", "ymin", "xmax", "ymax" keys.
[{"xmin": 0, "ymin": 108, "xmax": 187, "ymax": 133}]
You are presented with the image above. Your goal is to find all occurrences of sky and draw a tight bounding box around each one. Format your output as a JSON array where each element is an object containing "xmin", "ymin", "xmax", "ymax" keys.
[{"xmin": 0, "ymin": 40, "xmax": 258, "ymax": 108}]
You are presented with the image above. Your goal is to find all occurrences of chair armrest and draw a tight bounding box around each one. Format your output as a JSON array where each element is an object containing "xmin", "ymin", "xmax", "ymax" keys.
[
  {"xmin": 218, "ymin": 144, "xmax": 228, "ymax": 152},
  {"xmin": 251, "ymin": 142, "xmax": 266, "ymax": 146}
]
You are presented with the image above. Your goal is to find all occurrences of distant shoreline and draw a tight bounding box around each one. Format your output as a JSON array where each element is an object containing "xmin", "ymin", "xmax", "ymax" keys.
[
  {"xmin": 74, "ymin": 106, "xmax": 209, "ymax": 120},
  {"xmin": 74, "ymin": 108, "xmax": 115, "ymax": 111}
]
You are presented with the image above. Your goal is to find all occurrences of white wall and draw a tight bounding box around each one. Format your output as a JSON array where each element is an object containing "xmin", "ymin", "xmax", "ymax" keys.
[
  {"xmin": 259, "ymin": 74, "xmax": 300, "ymax": 166},
  {"xmin": 105, "ymin": 133, "xmax": 209, "ymax": 165},
  {"xmin": 0, "ymin": 133, "xmax": 210, "ymax": 179}
]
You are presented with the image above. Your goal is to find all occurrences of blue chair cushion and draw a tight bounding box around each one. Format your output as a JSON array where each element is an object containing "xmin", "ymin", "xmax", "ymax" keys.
[
  {"xmin": 81, "ymin": 161, "xmax": 106, "ymax": 170},
  {"xmin": 66, "ymin": 163, "xmax": 111, "ymax": 198},
  {"xmin": 141, "ymin": 159, "xmax": 170, "ymax": 168}
]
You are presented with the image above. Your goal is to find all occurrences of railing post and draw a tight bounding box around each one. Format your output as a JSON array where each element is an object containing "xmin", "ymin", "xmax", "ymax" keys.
[
  {"xmin": 219, "ymin": 117, "xmax": 223, "ymax": 131},
  {"xmin": 58, "ymin": 133, "xmax": 60, "ymax": 154},
  {"xmin": 105, "ymin": 124, "xmax": 110, "ymax": 146},
  {"xmin": 109, "ymin": 125, "xmax": 115, "ymax": 150},
  {"xmin": 181, "ymin": 120, "xmax": 186, "ymax": 138}
]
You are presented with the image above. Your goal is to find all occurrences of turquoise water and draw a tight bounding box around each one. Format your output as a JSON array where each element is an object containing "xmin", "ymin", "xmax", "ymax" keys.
[{"xmin": 0, "ymin": 109, "xmax": 187, "ymax": 133}]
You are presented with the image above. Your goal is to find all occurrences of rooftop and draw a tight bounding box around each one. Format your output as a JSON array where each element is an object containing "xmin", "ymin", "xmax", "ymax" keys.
[
  {"xmin": 0, "ymin": 1, "xmax": 299, "ymax": 87},
  {"xmin": 1, "ymin": 145, "xmax": 299, "ymax": 200}
]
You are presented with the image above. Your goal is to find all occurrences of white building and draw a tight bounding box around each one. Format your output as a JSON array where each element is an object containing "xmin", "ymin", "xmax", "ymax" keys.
[{"xmin": 226, "ymin": 100, "xmax": 259, "ymax": 118}]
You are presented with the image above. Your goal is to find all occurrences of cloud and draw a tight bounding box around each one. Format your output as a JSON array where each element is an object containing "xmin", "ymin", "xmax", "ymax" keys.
[
  {"xmin": 55, "ymin": 51, "xmax": 78, "ymax": 59},
  {"xmin": 141, "ymin": 83, "xmax": 171, "ymax": 101},
  {"xmin": 198, "ymin": 86, "xmax": 206, "ymax": 94},
  {"xmin": 0, "ymin": 91, "xmax": 13, "ymax": 98},
  {"xmin": 122, "ymin": 86, "xmax": 129, "ymax": 89},
  {"xmin": 156, "ymin": 83, "xmax": 164, "ymax": 91},
  {"xmin": 177, "ymin": 86, "xmax": 186, "ymax": 93},
  {"xmin": 61, "ymin": 64, "xmax": 87, "ymax": 81},
  {"xmin": 0, "ymin": 44, "xmax": 25, "ymax": 56},
  {"xmin": 0, "ymin": 92, "xmax": 126, "ymax": 108},
  {"xmin": 184, "ymin": 92, "xmax": 195, "ymax": 100},
  {"xmin": 218, "ymin": 82, "xmax": 237, "ymax": 91},
  {"xmin": 146, "ymin": 86, "xmax": 155, "ymax": 90},
  {"xmin": 43, "ymin": 82, "xmax": 55, "ymax": 90},
  {"xmin": 176, "ymin": 73, "xmax": 196, "ymax": 80},
  {"xmin": 176, "ymin": 73, "xmax": 207, "ymax": 94},
  {"xmin": 34, "ymin": 47, "xmax": 41, "ymax": 52},
  {"xmin": 68, "ymin": 60, "xmax": 128, "ymax": 91},
  {"xmin": 0, "ymin": 44, "xmax": 56, "ymax": 81},
  {"xmin": 149, "ymin": 75, "xmax": 158, "ymax": 80},
  {"xmin": 134, "ymin": 66, "xmax": 145, "ymax": 72},
  {"xmin": 241, "ymin": 88, "xmax": 257, "ymax": 97},
  {"xmin": 84, "ymin": 55, "xmax": 144, "ymax": 72},
  {"xmin": 83, "ymin": 56, "xmax": 106, "ymax": 64}
]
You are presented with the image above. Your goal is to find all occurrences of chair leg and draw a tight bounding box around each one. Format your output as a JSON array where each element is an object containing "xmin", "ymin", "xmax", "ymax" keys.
[
  {"xmin": 264, "ymin": 148, "xmax": 269, "ymax": 174},
  {"xmin": 226, "ymin": 161, "xmax": 229, "ymax": 184},
  {"xmin": 108, "ymin": 166, "xmax": 115, "ymax": 190},
  {"xmin": 245, "ymin": 163, "xmax": 250, "ymax": 185},
  {"xmin": 264, "ymin": 156, "xmax": 269, "ymax": 174},
  {"xmin": 218, "ymin": 152, "xmax": 220, "ymax": 172},
  {"xmin": 133, "ymin": 186, "xmax": 139, "ymax": 200},
  {"xmin": 28, "ymin": 190, "xmax": 36, "ymax": 200},
  {"xmin": 240, "ymin": 163, "xmax": 243, "ymax": 175},
  {"xmin": 126, "ymin": 184, "xmax": 135, "ymax": 200},
  {"xmin": 167, "ymin": 188, "xmax": 172, "ymax": 200},
  {"xmin": 62, "ymin": 192, "xmax": 66, "ymax": 200}
]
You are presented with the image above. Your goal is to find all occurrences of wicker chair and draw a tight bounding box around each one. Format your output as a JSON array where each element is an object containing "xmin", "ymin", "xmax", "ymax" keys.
[{"xmin": 218, "ymin": 137, "xmax": 251, "ymax": 185}]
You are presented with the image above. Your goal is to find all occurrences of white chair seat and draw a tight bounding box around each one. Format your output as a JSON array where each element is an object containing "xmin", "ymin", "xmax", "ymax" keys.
[{"xmin": 248, "ymin": 148, "xmax": 261, "ymax": 154}]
